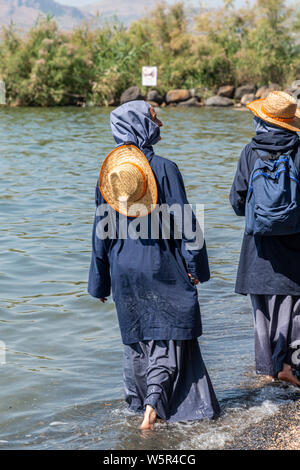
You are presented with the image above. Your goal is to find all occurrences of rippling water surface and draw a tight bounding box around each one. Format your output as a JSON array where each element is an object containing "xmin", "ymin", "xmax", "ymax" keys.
[{"xmin": 0, "ymin": 106, "xmax": 297, "ymax": 449}]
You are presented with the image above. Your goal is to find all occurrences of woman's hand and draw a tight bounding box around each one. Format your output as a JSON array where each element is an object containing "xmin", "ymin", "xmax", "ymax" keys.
[
  {"xmin": 188, "ymin": 273, "xmax": 199, "ymax": 285},
  {"xmin": 100, "ymin": 298, "xmax": 107, "ymax": 303}
]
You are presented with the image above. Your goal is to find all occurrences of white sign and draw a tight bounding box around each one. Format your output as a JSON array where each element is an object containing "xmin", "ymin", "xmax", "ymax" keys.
[{"xmin": 142, "ymin": 66, "xmax": 157, "ymax": 87}]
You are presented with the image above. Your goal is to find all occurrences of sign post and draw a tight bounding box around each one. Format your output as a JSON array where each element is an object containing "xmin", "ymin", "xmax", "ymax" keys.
[{"xmin": 142, "ymin": 67, "xmax": 157, "ymax": 87}]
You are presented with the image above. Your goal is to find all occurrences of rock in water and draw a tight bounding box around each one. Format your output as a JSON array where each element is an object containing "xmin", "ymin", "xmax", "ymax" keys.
[
  {"xmin": 205, "ymin": 95, "xmax": 234, "ymax": 107},
  {"xmin": 146, "ymin": 90, "xmax": 163, "ymax": 105},
  {"xmin": 120, "ymin": 86, "xmax": 144, "ymax": 104},
  {"xmin": 177, "ymin": 97, "xmax": 202, "ymax": 107},
  {"xmin": 166, "ymin": 89, "xmax": 191, "ymax": 104},
  {"xmin": 217, "ymin": 85, "xmax": 235, "ymax": 98},
  {"xmin": 234, "ymin": 84, "xmax": 257, "ymax": 100}
]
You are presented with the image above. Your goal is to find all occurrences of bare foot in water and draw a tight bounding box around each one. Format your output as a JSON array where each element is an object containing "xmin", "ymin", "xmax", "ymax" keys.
[
  {"xmin": 140, "ymin": 405, "xmax": 157, "ymax": 430},
  {"xmin": 278, "ymin": 363, "xmax": 300, "ymax": 387},
  {"xmin": 259, "ymin": 375, "xmax": 275, "ymax": 383}
]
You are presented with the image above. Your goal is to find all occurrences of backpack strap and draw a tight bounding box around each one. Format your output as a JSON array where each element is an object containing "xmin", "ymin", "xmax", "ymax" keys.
[{"xmin": 249, "ymin": 149, "xmax": 294, "ymax": 194}]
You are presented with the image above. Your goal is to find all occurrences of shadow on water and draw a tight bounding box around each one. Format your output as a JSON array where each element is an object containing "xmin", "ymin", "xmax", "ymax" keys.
[{"xmin": 0, "ymin": 106, "xmax": 297, "ymax": 449}]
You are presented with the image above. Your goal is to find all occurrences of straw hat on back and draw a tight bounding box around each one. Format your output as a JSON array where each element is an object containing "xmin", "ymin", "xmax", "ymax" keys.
[
  {"xmin": 99, "ymin": 144, "xmax": 158, "ymax": 218},
  {"xmin": 247, "ymin": 91, "xmax": 300, "ymax": 132}
]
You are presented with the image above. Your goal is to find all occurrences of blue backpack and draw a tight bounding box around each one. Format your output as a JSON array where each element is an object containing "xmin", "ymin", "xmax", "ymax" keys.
[{"xmin": 245, "ymin": 149, "xmax": 300, "ymax": 236}]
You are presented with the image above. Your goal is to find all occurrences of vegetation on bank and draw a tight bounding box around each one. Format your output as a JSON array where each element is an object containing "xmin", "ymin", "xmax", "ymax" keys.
[{"xmin": 0, "ymin": 0, "xmax": 299, "ymax": 107}]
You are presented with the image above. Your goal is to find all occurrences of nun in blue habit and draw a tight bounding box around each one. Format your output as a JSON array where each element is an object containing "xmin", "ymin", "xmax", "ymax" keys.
[
  {"xmin": 230, "ymin": 91, "xmax": 300, "ymax": 387},
  {"xmin": 88, "ymin": 100, "xmax": 220, "ymax": 429}
]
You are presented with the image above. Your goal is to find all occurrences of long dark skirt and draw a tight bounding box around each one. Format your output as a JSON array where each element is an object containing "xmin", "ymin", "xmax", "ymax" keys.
[
  {"xmin": 123, "ymin": 338, "xmax": 220, "ymax": 422},
  {"xmin": 250, "ymin": 294, "xmax": 300, "ymax": 377}
]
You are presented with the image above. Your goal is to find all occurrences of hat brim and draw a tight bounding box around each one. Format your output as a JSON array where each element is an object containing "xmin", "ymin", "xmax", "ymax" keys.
[
  {"xmin": 99, "ymin": 145, "xmax": 158, "ymax": 217},
  {"xmin": 247, "ymin": 99, "xmax": 300, "ymax": 132}
]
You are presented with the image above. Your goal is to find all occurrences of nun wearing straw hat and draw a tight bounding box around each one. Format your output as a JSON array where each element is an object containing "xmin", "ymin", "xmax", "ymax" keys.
[
  {"xmin": 230, "ymin": 91, "xmax": 300, "ymax": 387},
  {"xmin": 88, "ymin": 100, "xmax": 220, "ymax": 429}
]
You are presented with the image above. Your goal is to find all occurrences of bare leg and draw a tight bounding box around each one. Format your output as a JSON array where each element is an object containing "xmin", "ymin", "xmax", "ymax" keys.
[
  {"xmin": 140, "ymin": 405, "xmax": 157, "ymax": 430},
  {"xmin": 277, "ymin": 363, "xmax": 300, "ymax": 387}
]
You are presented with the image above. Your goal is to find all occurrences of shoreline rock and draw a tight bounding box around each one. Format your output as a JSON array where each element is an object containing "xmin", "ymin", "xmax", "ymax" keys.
[
  {"xmin": 234, "ymin": 84, "xmax": 257, "ymax": 100},
  {"xmin": 120, "ymin": 86, "xmax": 144, "ymax": 105},
  {"xmin": 241, "ymin": 93, "xmax": 256, "ymax": 106},
  {"xmin": 255, "ymin": 83, "xmax": 280, "ymax": 99},
  {"xmin": 146, "ymin": 89, "xmax": 163, "ymax": 105},
  {"xmin": 165, "ymin": 89, "xmax": 191, "ymax": 104},
  {"xmin": 177, "ymin": 97, "xmax": 202, "ymax": 107},
  {"xmin": 4, "ymin": 80, "xmax": 300, "ymax": 108},
  {"xmin": 217, "ymin": 85, "xmax": 235, "ymax": 98},
  {"xmin": 205, "ymin": 95, "xmax": 234, "ymax": 107}
]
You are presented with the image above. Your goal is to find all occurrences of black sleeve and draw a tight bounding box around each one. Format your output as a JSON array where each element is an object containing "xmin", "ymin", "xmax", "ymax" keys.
[
  {"xmin": 87, "ymin": 184, "xmax": 111, "ymax": 298},
  {"xmin": 229, "ymin": 145, "xmax": 251, "ymax": 217}
]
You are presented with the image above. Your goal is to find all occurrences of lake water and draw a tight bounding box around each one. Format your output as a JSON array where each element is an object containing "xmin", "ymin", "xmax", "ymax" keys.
[{"xmin": 0, "ymin": 106, "xmax": 298, "ymax": 450}]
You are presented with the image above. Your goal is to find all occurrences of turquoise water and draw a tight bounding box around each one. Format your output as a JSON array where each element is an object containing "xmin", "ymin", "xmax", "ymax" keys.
[{"xmin": 0, "ymin": 106, "xmax": 297, "ymax": 450}]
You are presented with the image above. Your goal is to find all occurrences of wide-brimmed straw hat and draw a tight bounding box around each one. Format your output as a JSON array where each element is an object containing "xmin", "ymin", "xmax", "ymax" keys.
[
  {"xmin": 99, "ymin": 144, "xmax": 158, "ymax": 217},
  {"xmin": 247, "ymin": 91, "xmax": 300, "ymax": 132}
]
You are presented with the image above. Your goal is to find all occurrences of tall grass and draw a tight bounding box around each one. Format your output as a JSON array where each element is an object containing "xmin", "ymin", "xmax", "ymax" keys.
[{"xmin": 0, "ymin": 0, "xmax": 299, "ymax": 106}]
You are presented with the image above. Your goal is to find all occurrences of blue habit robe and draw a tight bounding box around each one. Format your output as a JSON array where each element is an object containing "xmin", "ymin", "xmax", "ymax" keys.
[
  {"xmin": 88, "ymin": 101, "xmax": 210, "ymax": 345},
  {"xmin": 230, "ymin": 117, "xmax": 300, "ymax": 295}
]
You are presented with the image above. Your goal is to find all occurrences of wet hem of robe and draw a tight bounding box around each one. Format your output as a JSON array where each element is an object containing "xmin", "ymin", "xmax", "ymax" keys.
[
  {"xmin": 255, "ymin": 364, "xmax": 290, "ymax": 377},
  {"xmin": 235, "ymin": 288, "xmax": 300, "ymax": 296},
  {"xmin": 256, "ymin": 367, "xmax": 276, "ymax": 377},
  {"xmin": 127, "ymin": 402, "xmax": 219, "ymax": 422}
]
